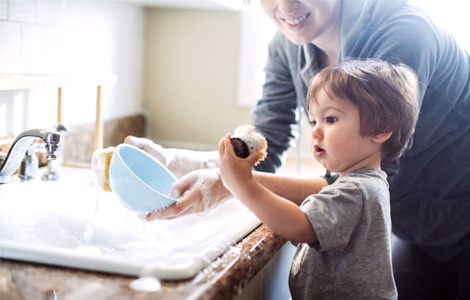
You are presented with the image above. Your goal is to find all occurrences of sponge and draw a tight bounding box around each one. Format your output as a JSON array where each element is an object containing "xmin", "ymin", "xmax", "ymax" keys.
[
  {"xmin": 231, "ymin": 124, "xmax": 267, "ymax": 166},
  {"xmin": 91, "ymin": 147, "xmax": 115, "ymax": 192}
]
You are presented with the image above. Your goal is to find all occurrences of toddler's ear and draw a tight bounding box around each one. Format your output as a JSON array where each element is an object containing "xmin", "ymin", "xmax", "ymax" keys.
[{"xmin": 372, "ymin": 131, "xmax": 393, "ymax": 144}]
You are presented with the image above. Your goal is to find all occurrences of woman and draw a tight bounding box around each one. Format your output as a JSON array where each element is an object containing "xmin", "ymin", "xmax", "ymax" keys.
[{"xmin": 126, "ymin": 0, "xmax": 470, "ymax": 298}]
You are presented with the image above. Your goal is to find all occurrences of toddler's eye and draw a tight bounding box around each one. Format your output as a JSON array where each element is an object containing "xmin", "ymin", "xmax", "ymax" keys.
[
  {"xmin": 310, "ymin": 120, "xmax": 317, "ymax": 126},
  {"xmin": 326, "ymin": 116, "xmax": 338, "ymax": 124}
]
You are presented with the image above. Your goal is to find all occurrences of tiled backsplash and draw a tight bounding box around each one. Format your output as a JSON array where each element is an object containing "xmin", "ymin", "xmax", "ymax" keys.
[
  {"xmin": 0, "ymin": 0, "xmax": 147, "ymax": 173},
  {"xmin": 0, "ymin": 0, "xmax": 146, "ymax": 136}
]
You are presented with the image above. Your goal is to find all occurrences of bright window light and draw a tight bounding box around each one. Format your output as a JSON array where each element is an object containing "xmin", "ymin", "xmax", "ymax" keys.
[
  {"xmin": 409, "ymin": 0, "xmax": 470, "ymax": 51},
  {"xmin": 237, "ymin": 1, "xmax": 470, "ymax": 107},
  {"xmin": 237, "ymin": 5, "xmax": 276, "ymax": 107}
]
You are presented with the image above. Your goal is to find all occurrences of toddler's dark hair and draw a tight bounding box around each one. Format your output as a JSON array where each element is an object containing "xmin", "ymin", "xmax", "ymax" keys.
[{"xmin": 308, "ymin": 59, "xmax": 420, "ymax": 162}]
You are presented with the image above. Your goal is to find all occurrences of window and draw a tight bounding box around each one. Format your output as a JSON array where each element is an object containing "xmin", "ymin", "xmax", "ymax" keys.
[
  {"xmin": 409, "ymin": 0, "xmax": 470, "ymax": 50},
  {"xmin": 237, "ymin": 5, "xmax": 276, "ymax": 107},
  {"xmin": 237, "ymin": 1, "xmax": 470, "ymax": 107}
]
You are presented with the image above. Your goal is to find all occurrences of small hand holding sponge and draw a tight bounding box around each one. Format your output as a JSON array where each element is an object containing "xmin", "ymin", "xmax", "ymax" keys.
[
  {"xmin": 230, "ymin": 124, "xmax": 267, "ymax": 166},
  {"xmin": 91, "ymin": 147, "xmax": 115, "ymax": 192}
]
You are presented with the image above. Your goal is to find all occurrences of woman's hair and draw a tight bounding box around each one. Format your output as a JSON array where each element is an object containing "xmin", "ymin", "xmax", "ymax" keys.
[{"xmin": 307, "ymin": 59, "xmax": 420, "ymax": 162}]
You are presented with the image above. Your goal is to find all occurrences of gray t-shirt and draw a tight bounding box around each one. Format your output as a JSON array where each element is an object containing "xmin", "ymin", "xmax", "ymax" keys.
[{"xmin": 289, "ymin": 168, "xmax": 397, "ymax": 300}]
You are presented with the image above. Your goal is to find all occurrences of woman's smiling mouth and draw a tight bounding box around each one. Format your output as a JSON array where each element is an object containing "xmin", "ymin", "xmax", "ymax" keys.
[{"xmin": 282, "ymin": 12, "xmax": 311, "ymax": 26}]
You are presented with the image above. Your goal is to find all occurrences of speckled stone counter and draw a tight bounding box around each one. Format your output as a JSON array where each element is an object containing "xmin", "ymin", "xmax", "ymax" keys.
[{"xmin": 0, "ymin": 225, "xmax": 287, "ymax": 300}]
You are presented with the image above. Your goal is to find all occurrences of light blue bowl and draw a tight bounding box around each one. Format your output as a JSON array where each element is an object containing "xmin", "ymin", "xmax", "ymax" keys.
[{"xmin": 109, "ymin": 144, "xmax": 177, "ymax": 214}]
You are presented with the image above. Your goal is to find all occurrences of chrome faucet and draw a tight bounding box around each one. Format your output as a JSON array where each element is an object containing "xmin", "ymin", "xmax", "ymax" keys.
[
  {"xmin": 0, "ymin": 129, "xmax": 61, "ymax": 183},
  {"xmin": 42, "ymin": 123, "xmax": 69, "ymax": 181}
]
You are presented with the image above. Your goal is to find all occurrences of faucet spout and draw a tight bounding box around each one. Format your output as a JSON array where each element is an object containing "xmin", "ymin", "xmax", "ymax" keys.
[{"xmin": 0, "ymin": 129, "xmax": 61, "ymax": 183}]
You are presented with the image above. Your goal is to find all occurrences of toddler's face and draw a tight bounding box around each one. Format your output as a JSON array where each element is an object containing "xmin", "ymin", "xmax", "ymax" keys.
[{"xmin": 308, "ymin": 89, "xmax": 382, "ymax": 176}]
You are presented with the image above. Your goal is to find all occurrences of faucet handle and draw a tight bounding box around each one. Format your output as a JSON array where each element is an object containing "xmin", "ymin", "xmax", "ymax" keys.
[{"xmin": 54, "ymin": 123, "xmax": 69, "ymax": 136}]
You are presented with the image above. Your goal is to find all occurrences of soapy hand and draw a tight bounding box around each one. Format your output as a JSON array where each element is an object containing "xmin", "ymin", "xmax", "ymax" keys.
[
  {"xmin": 145, "ymin": 168, "xmax": 233, "ymax": 220},
  {"xmin": 218, "ymin": 134, "xmax": 260, "ymax": 194},
  {"xmin": 124, "ymin": 136, "xmax": 220, "ymax": 179}
]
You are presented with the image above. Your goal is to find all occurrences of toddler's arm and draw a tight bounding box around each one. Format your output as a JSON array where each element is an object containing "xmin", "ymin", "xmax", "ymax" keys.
[{"xmin": 219, "ymin": 134, "xmax": 318, "ymax": 244}]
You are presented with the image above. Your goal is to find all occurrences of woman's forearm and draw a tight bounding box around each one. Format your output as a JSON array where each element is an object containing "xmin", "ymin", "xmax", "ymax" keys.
[{"xmin": 253, "ymin": 171, "xmax": 328, "ymax": 205}]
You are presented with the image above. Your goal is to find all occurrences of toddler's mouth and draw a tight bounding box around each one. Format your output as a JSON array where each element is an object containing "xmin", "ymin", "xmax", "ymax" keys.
[{"xmin": 314, "ymin": 145, "xmax": 325, "ymax": 157}]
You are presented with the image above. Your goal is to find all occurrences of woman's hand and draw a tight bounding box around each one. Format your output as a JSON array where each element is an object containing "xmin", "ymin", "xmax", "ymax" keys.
[
  {"xmin": 124, "ymin": 136, "xmax": 219, "ymax": 179},
  {"xmin": 145, "ymin": 168, "xmax": 232, "ymax": 220}
]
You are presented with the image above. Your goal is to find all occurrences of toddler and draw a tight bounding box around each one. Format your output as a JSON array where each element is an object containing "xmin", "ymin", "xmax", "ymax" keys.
[{"xmin": 218, "ymin": 59, "xmax": 419, "ymax": 299}]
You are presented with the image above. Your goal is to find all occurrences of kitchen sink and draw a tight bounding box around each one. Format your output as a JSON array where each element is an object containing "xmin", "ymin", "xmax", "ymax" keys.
[{"xmin": 0, "ymin": 167, "xmax": 260, "ymax": 280}]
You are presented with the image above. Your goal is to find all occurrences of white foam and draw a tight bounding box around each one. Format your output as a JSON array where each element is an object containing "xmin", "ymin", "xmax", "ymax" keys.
[
  {"xmin": 129, "ymin": 277, "xmax": 162, "ymax": 292},
  {"xmin": 232, "ymin": 124, "xmax": 266, "ymax": 153},
  {"xmin": 0, "ymin": 167, "xmax": 249, "ymax": 264}
]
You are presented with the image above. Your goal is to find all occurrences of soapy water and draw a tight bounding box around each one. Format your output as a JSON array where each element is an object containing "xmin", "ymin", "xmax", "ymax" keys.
[
  {"xmin": 0, "ymin": 168, "xmax": 255, "ymax": 279},
  {"xmin": 129, "ymin": 276, "xmax": 162, "ymax": 292}
]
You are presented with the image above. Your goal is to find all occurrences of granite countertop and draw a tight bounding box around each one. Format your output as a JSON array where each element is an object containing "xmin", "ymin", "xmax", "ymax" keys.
[{"xmin": 0, "ymin": 224, "xmax": 287, "ymax": 300}]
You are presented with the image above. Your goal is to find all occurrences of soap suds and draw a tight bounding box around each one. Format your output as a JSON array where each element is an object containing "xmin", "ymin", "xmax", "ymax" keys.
[
  {"xmin": 0, "ymin": 168, "xmax": 250, "ymax": 265},
  {"xmin": 232, "ymin": 124, "xmax": 267, "ymax": 165},
  {"xmin": 129, "ymin": 277, "xmax": 162, "ymax": 292}
]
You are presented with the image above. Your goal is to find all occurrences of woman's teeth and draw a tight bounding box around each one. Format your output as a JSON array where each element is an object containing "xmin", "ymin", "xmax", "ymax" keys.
[{"xmin": 285, "ymin": 13, "xmax": 309, "ymax": 25}]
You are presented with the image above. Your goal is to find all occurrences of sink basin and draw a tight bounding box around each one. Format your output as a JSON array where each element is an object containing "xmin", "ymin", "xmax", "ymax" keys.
[{"xmin": 0, "ymin": 167, "xmax": 260, "ymax": 280}]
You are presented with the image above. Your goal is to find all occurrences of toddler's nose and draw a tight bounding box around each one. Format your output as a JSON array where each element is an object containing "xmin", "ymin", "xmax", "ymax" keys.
[{"xmin": 311, "ymin": 126, "xmax": 323, "ymax": 140}]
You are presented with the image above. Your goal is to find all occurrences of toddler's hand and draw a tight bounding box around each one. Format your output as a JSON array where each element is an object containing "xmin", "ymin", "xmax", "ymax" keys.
[{"xmin": 218, "ymin": 134, "xmax": 260, "ymax": 193}]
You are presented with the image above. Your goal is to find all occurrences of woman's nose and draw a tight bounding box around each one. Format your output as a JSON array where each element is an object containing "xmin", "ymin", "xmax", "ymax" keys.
[{"xmin": 278, "ymin": 0, "xmax": 300, "ymax": 15}]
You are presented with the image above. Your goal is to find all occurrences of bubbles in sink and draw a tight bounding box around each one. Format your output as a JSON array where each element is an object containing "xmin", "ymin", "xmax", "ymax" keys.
[
  {"xmin": 129, "ymin": 276, "xmax": 162, "ymax": 292},
  {"xmin": 0, "ymin": 167, "xmax": 251, "ymax": 263}
]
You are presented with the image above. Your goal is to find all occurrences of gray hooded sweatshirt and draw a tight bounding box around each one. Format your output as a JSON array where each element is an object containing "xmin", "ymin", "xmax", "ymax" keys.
[{"xmin": 252, "ymin": 0, "xmax": 470, "ymax": 261}]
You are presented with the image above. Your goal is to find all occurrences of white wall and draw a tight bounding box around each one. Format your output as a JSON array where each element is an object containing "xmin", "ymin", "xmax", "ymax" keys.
[
  {"xmin": 0, "ymin": 0, "xmax": 146, "ymax": 135},
  {"xmin": 0, "ymin": 0, "xmax": 315, "ymax": 161},
  {"xmin": 144, "ymin": 8, "xmax": 252, "ymax": 151},
  {"xmin": 143, "ymin": 6, "xmax": 315, "ymax": 162}
]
